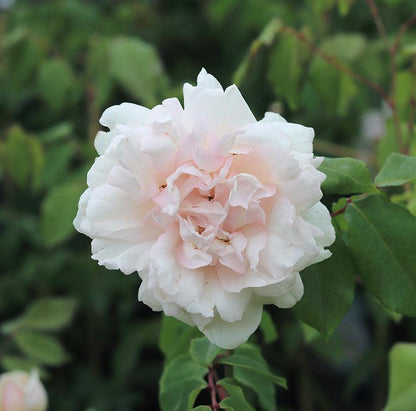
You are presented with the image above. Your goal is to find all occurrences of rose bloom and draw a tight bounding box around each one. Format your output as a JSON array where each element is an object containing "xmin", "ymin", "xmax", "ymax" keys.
[
  {"xmin": 74, "ymin": 69, "xmax": 335, "ymax": 349},
  {"xmin": 0, "ymin": 371, "xmax": 47, "ymax": 411}
]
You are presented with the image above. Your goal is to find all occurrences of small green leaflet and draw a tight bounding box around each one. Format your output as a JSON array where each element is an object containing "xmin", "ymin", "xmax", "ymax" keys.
[
  {"xmin": 189, "ymin": 337, "xmax": 221, "ymax": 367},
  {"xmin": 375, "ymin": 153, "xmax": 416, "ymax": 187},
  {"xmin": 218, "ymin": 378, "xmax": 255, "ymax": 411},
  {"xmin": 159, "ymin": 354, "xmax": 207, "ymax": 411},
  {"xmin": 319, "ymin": 157, "xmax": 377, "ymax": 195}
]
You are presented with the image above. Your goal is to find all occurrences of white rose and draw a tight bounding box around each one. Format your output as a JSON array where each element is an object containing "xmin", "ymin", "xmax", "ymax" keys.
[
  {"xmin": 74, "ymin": 69, "xmax": 335, "ymax": 349},
  {"xmin": 0, "ymin": 370, "xmax": 47, "ymax": 411}
]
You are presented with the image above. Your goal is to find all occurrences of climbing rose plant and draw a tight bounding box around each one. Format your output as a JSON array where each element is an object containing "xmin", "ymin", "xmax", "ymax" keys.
[{"xmin": 74, "ymin": 69, "xmax": 335, "ymax": 349}]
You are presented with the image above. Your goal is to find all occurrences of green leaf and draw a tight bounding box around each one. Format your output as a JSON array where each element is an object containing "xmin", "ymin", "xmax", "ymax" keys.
[
  {"xmin": 18, "ymin": 298, "xmax": 77, "ymax": 332},
  {"xmin": 375, "ymin": 153, "xmax": 416, "ymax": 187},
  {"xmin": 87, "ymin": 37, "xmax": 113, "ymax": 109},
  {"xmin": 192, "ymin": 407, "xmax": 211, "ymax": 411},
  {"xmin": 338, "ymin": 0, "xmax": 353, "ymax": 15},
  {"xmin": 38, "ymin": 59, "xmax": 76, "ymax": 110},
  {"xmin": 294, "ymin": 236, "xmax": 356, "ymax": 337},
  {"xmin": 309, "ymin": 34, "xmax": 365, "ymax": 114},
  {"xmin": 310, "ymin": 60, "xmax": 357, "ymax": 115},
  {"xmin": 220, "ymin": 344, "xmax": 285, "ymax": 411},
  {"xmin": 233, "ymin": 18, "xmax": 281, "ymax": 86},
  {"xmin": 218, "ymin": 378, "xmax": 255, "ymax": 411},
  {"xmin": 41, "ymin": 181, "xmax": 85, "ymax": 246},
  {"xmin": 384, "ymin": 343, "xmax": 416, "ymax": 411},
  {"xmin": 38, "ymin": 122, "xmax": 74, "ymax": 144},
  {"xmin": 268, "ymin": 34, "xmax": 303, "ymax": 109},
  {"xmin": 319, "ymin": 157, "xmax": 377, "ymax": 195},
  {"xmin": 109, "ymin": 36, "xmax": 167, "ymax": 106},
  {"xmin": 394, "ymin": 71, "xmax": 415, "ymax": 118},
  {"xmin": 346, "ymin": 194, "xmax": 416, "ymax": 315},
  {"xmin": 259, "ymin": 310, "xmax": 278, "ymax": 344},
  {"xmin": 159, "ymin": 354, "xmax": 207, "ymax": 411},
  {"xmin": 40, "ymin": 144, "xmax": 74, "ymax": 188},
  {"xmin": 159, "ymin": 316, "xmax": 201, "ymax": 364},
  {"xmin": 220, "ymin": 344, "xmax": 287, "ymax": 389},
  {"xmin": 320, "ymin": 34, "xmax": 366, "ymax": 62},
  {"xmin": 189, "ymin": 337, "xmax": 221, "ymax": 367},
  {"xmin": 1, "ymin": 355, "xmax": 48, "ymax": 379},
  {"xmin": 3, "ymin": 126, "xmax": 34, "ymax": 187},
  {"xmin": 14, "ymin": 331, "xmax": 69, "ymax": 366},
  {"xmin": 376, "ymin": 119, "xmax": 401, "ymax": 166}
]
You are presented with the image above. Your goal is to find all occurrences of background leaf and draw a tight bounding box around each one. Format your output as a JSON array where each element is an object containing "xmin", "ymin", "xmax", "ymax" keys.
[
  {"xmin": 17, "ymin": 297, "xmax": 77, "ymax": 331},
  {"xmin": 375, "ymin": 153, "xmax": 416, "ymax": 187},
  {"xmin": 346, "ymin": 195, "xmax": 416, "ymax": 316},
  {"xmin": 294, "ymin": 236, "xmax": 356, "ymax": 337},
  {"xmin": 109, "ymin": 36, "xmax": 167, "ymax": 106},
  {"xmin": 13, "ymin": 331, "xmax": 69, "ymax": 366},
  {"xmin": 384, "ymin": 343, "xmax": 416, "ymax": 411},
  {"xmin": 259, "ymin": 310, "xmax": 278, "ymax": 344},
  {"xmin": 41, "ymin": 181, "xmax": 85, "ymax": 246},
  {"xmin": 37, "ymin": 59, "xmax": 77, "ymax": 110}
]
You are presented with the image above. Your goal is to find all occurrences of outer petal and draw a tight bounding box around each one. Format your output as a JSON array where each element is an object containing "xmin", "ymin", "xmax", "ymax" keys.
[
  {"xmin": 94, "ymin": 103, "xmax": 149, "ymax": 155},
  {"xmin": 86, "ymin": 155, "xmax": 116, "ymax": 188},
  {"xmin": 255, "ymin": 273, "xmax": 304, "ymax": 308},
  {"xmin": 214, "ymin": 288, "xmax": 252, "ymax": 323},
  {"xmin": 301, "ymin": 201, "xmax": 335, "ymax": 264},
  {"xmin": 260, "ymin": 112, "xmax": 315, "ymax": 155},
  {"xmin": 100, "ymin": 103, "xmax": 149, "ymax": 129},
  {"xmin": 183, "ymin": 69, "xmax": 256, "ymax": 138},
  {"xmin": 73, "ymin": 188, "xmax": 92, "ymax": 236},
  {"xmin": 302, "ymin": 202, "xmax": 335, "ymax": 248},
  {"xmin": 200, "ymin": 301, "xmax": 263, "ymax": 349},
  {"xmin": 91, "ymin": 238, "xmax": 156, "ymax": 274},
  {"xmin": 86, "ymin": 184, "xmax": 155, "ymax": 241}
]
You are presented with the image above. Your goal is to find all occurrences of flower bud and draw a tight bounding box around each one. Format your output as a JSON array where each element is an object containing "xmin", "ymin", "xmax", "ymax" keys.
[{"xmin": 0, "ymin": 370, "xmax": 47, "ymax": 411}]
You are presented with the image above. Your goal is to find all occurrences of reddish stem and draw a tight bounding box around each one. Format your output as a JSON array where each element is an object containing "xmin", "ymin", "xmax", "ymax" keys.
[
  {"xmin": 331, "ymin": 198, "xmax": 352, "ymax": 218},
  {"xmin": 366, "ymin": 0, "xmax": 391, "ymax": 51},
  {"xmin": 392, "ymin": 14, "xmax": 416, "ymax": 56},
  {"xmin": 280, "ymin": 25, "xmax": 393, "ymax": 106},
  {"xmin": 208, "ymin": 367, "xmax": 220, "ymax": 410}
]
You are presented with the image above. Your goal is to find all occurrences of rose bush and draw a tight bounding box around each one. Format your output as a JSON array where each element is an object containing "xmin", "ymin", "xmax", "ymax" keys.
[
  {"xmin": 74, "ymin": 69, "xmax": 335, "ymax": 349},
  {"xmin": 0, "ymin": 371, "xmax": 47, "ymax": 411}
]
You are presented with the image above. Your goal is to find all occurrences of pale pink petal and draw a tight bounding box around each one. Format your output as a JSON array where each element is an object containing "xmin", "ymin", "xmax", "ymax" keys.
[
  {"xmin": 1, "ymin": 381, "xmax": 24, "ymax": 411},
  {"xmin": 95, "ymin": 103, "xmax": 149, "ymax": 154},
  {"xmin": 201, "ymin": 301, "xmax": 263, "ymax": 349},
  {"xmin": 92, "ymin": 238, "xmax": 156, "ymax": 274},
  {"xmin": 256, "ymin": 273, "xmax": 304, "ymax": 308},
  {"xmin": 184, "ymin": 69, "xmax": 256, "ymax": 138},
  {"xmin": 86, "ymin": 185, "xmax": 154, "ymax": 240},
  {"xmin": 73, "ymin": 188, "xmax": 92, "ymax": 236},
  {"xmin": 177, "ymin": 242, "xmax": 212, "ymax": 269}
]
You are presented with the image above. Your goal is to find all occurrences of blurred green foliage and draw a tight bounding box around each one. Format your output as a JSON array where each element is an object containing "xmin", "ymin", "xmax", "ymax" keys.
[{"xmin": 1, "ymin": 0, "xmax": 416, "ymax": 410}]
